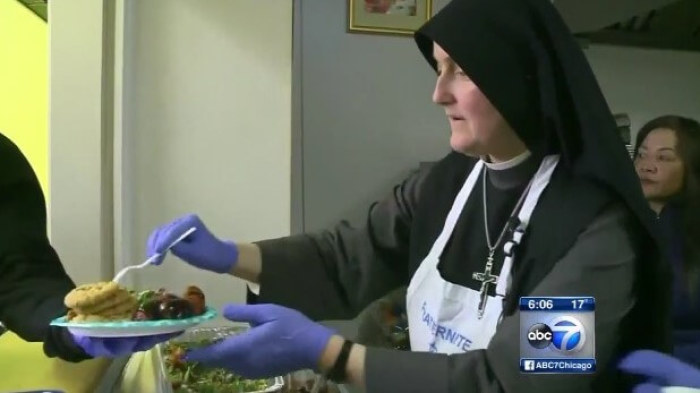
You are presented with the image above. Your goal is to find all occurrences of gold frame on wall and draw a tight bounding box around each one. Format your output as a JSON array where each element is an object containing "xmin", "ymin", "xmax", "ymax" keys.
[{"xmin": 348, "ymin": 0, "xmax": 433, "ymax": 36}]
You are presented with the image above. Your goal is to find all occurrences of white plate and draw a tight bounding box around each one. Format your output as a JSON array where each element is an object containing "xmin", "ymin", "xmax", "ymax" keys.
[{"xmin": 49, "ymin": 307, "xmax": 217, "ymax": 338}]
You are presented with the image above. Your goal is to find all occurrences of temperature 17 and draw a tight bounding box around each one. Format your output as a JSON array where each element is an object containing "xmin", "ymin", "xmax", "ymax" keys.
[{"xmin": 571, "ymin": 299, "xmax": 586, "ymax": 309}]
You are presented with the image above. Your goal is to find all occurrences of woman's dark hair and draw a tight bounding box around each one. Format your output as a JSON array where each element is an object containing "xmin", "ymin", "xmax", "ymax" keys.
[{"xmin": 634, "ymin": 115, "xmax": 700, "ymax": 292}]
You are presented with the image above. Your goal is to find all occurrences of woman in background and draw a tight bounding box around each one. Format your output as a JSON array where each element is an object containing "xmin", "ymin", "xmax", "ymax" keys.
[
  {"xmin": 633, "ymin": 115, "xmax": 700, "ymax": 366},
  {"xmin": 619, "ymin": 116, "xmax": 700, "ymax": 393}
]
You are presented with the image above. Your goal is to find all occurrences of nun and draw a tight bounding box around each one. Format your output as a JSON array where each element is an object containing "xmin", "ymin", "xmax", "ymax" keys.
[{"xmin": 146, "ymin": 0, "xmax": 671, "ymax": 391}]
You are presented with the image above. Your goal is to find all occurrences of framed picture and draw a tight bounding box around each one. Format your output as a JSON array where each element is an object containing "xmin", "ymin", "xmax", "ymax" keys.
[{"xmin": 348, "ymin": 0, "xmax": 433, "ymax": 36}]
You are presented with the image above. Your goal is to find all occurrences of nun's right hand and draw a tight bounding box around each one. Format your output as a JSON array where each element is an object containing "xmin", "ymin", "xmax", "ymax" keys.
[{"xmin": 146, "ymin": 214, "xmax": 239, "ymax": 274}]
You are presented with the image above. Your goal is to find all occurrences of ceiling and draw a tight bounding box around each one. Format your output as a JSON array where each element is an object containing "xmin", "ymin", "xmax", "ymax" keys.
[{"xmin": 13, "ymin": 0, "xmax": 700, "ymax": 52}]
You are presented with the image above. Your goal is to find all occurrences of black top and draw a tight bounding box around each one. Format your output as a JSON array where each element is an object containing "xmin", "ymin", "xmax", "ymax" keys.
[
  {"xmin": 658, "ymin": 204, "xmax": 700, "ymax": 366},
  {"xmin": 0, "ymin": 132, "xmax": 89, "ymax": 361},
  {"xmin": 439, "ymin": 153, "xmax": 538, "ymax": 292},
  {"xmin": 254, "ymin": 152, "xmax": 652, "ymax": 392}
]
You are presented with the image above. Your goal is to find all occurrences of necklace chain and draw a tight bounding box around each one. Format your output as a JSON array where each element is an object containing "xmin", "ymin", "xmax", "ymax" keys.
[{"xmin": 482, "ymin": 167, "xmax": 534, "ymax": 253}]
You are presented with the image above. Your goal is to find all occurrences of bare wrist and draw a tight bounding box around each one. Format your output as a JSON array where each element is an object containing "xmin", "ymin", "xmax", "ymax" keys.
[
  {"xmin": 319, "ymin": 335, "xmax": 345, "ymax": 373},
  {"xmin": 318, "ymin": 335, "xmax": 366, "ymax": 387},
  {"xmin": 346, "ymin": 342, "xmax": 366, "ymax": 387},
  {"xmin": 229, "ymin": 242, "xmax": 262, "ymax": 282}
]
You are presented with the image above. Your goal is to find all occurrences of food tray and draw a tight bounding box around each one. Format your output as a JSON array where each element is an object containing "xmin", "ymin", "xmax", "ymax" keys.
[{"xmin": 154, "ymin": 326, "xmax": 284, "ymax": 393}]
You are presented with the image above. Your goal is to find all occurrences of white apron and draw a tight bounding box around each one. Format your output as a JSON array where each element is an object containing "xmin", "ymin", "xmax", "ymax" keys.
[{"xmin": 406, "ymin": 155, "xmax": 559, "ymax": 353}]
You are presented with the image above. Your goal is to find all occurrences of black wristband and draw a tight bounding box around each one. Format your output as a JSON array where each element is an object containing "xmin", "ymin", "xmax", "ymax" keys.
[{"xmin": 325, "ymin": 339, "xmax": 354, "ymax": 383}]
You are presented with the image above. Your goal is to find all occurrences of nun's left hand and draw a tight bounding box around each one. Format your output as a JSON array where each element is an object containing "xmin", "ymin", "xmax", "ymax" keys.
[
  {"xmin": 185, "ymin": 304, "xmax": 335, "ymax": 378},
  {"xmin": 619, "ymin": 350, "xmax": 700, "ymax": 393}
]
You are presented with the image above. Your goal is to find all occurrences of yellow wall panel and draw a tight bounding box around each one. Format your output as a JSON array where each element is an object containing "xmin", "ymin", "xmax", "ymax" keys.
[{"xmin": 0, "ymin": 1, "xmax": 49, "ymax": 201}]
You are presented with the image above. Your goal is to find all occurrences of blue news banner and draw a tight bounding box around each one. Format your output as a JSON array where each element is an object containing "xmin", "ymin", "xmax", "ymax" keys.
[{"xmin": 519, "ymin": 297, "xmax": 595, "ymax": 374}]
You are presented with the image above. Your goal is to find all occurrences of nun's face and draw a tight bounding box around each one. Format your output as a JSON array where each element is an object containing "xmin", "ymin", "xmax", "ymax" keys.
[
  {"xmin": 431, "ymin": 44, "xmax": 526, "ymax": 162},
  {"xmin": 634, "ymin": 128, "xmax": 684, "ymax": 202}
]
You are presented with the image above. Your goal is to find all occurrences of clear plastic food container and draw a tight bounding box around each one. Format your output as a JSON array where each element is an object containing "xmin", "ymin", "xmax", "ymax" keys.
[{"xmin": 154, "ymin": 326, "xmax": 284, "ymax": 393}]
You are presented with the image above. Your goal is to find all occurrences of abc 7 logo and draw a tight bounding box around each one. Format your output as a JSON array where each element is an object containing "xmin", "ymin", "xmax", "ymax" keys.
[{"xmin": 527, "ymin": 316, "xmax": 586, "ymax": 352}]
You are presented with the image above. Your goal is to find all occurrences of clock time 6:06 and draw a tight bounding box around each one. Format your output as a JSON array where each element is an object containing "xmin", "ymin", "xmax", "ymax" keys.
[{"xmin": 528, "ymin": 299, "xmax": 553, "ymax": 309}]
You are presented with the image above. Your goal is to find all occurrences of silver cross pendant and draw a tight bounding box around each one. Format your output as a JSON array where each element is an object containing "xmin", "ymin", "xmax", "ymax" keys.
[{"xmin": 472, "ymin": 252, "xmax": 499, "ymax": 320}]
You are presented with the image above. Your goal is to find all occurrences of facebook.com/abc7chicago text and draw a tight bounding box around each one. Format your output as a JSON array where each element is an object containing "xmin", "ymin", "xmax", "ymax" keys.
[{"xmin": 519, "ymin": 297, "xmax": 595, "ymax": 374}]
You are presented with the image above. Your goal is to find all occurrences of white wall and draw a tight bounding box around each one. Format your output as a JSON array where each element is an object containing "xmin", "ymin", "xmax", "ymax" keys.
[
  {"xmin": 120, "ymin": 0, "xmax": 292, "ymax": 310},
  {"xmin": 50, "ymin": 0, "xmax": 292, "ymax": 315},
  {"xmin": 49, "ymin": 0, "xmax": 114, "ymax": 284},
  {"xmin": 585, "ymin": 45, "xmax": 700, "ymax": 143}
]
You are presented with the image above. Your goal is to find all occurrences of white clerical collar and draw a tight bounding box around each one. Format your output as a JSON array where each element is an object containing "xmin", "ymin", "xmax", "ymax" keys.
[{"xmin": 483, "ymin": 150, "xmax": 532, "ymax": 171}]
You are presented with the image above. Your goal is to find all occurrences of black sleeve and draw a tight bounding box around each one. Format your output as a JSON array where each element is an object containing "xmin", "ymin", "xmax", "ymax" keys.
[
  {"xmin": 364, "ymin": 203, "xmax": 640, "ymax": 393},
  {"xmin": 673, "ymin": 339, "xmax": 700, "ymax": 368},
  {"xmin": 253, "ymin": 163, "xmax": 434, "ymax": 321},
  {"xmin": 0, "ymin": 133, "xmax": 89, "ymax": 362}
]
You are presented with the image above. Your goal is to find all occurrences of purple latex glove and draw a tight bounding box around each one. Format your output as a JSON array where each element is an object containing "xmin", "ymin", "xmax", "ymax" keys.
[
  {"xmin": 71, "ymin": 332, "xmax": 179, "ymax": 358},
  {"xmin": 146, "ymin": 214, "xmax": 238, "ymax": 274},
  {"xmin": 185, "ymin": 304, "xmax": 336, "ymax": 379},
  {"xmin": 626, "ymin": 383, "xmax": 662, "ymax": 393},
  {"xmin": 619, "ymin": 350, "xmax": 700, "ymax": 390}
]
